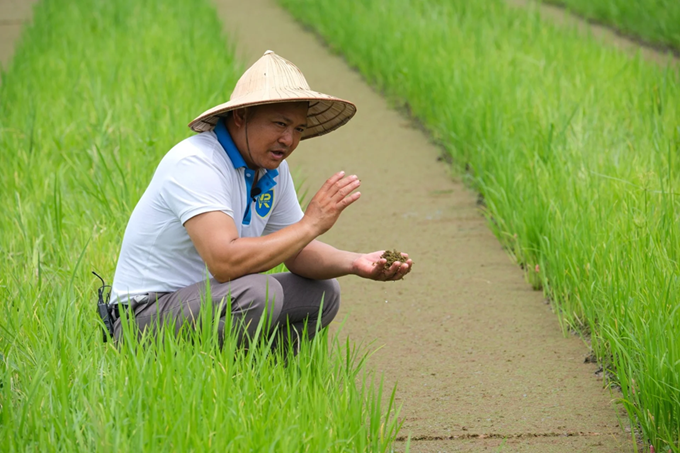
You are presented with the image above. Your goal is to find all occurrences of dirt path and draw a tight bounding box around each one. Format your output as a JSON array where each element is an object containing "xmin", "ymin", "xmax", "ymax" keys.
[
  {"xmin": 0, "ymin": 0, "xmax": 33, "ymax": 69},
  {"xmin": 214, "ymin": 1, "xmax": 635, "ymax": 451},
  {"xmin": 507, "ymin": 0, "xmax": 678, "ymax": 67}
]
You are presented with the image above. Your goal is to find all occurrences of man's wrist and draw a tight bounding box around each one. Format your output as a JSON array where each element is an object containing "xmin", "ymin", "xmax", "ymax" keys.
[
  {"xmin": 347, "ymin": 252, "xmax": 363, "ymax": 276},
  {"xmin": 298, "ymin": 215, "xmax": 322, "ymax": 238}
]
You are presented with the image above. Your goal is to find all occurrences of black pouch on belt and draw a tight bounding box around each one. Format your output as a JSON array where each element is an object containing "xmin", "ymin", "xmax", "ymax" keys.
[{"xmin": 92, "ymin": 271, "xmax": 114, "ymax": 342}]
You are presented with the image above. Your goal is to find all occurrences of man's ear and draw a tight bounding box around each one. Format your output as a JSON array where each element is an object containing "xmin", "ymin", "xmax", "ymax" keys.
[{"xmin": 232, "ymin": 108, "xmax": 247, "ymax": 127}]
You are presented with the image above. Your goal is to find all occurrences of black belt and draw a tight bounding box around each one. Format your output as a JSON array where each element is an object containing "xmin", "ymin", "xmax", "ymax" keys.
[{"xmin": 111, "ymin": 294, "xmax": 154, "ymax": 321}]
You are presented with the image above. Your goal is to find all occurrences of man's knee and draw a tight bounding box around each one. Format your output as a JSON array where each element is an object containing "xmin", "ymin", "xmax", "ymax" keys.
[{"xmin": 229, "ymin": 274, "xmax": 284, "ymax": 325}]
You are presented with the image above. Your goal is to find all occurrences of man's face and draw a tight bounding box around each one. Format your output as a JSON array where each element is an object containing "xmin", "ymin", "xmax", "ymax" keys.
[{"xmin": 233, "ymin": 102, "xmax": 309, "ymax": 171}]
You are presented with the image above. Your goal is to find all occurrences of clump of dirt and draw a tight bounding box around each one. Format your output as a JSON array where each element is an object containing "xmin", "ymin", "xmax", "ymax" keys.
[{"xmin": 380, "ymin": 249, "xmax": 408, "ymax": 269}]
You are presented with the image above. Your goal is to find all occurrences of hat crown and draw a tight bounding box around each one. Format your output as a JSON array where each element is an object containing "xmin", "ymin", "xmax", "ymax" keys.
[
  {"xmin": 188, "ymin": 50, "xmax": 356, "ymax": 139},
  {"xmin": 230, "ymin": 50, "xmax": 311, "ymax": 102}
]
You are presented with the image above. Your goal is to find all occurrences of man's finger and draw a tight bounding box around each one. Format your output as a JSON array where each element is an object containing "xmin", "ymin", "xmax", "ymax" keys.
[
  {"xmin": 381, "ymin": 261, "xmax": 401, "ymax": 280},
  {"xmin": 372, "ymin": 257, "xmax": 387, "ymax": 268},
  {"xmin": 333, "ymin": 178, "xmax": 361, "ymax": 202},
  {"xmin": 392, "ymin": 261, "xmax": 412, "ymax": 281},
  {"xmin": 319, "ymin": 171, "xmax": 346, "ymax": 194},
  {"xmin": 392, "ymin": 264, "xmax": 410, "ymax": 280},
  {"xmin": 316, "ymin": 174, "xmax": 357, "ymax": 204},
  {"xmin": 328, "ymin": 174, "xmax": 359, "ymax": 198},
  {"xmin": 338, "ymin": 191, "xmax": 361, "ymax": 209},
  {"xmin": 382, "ymin": 260, "xmax": 412, "ymax": 281}
]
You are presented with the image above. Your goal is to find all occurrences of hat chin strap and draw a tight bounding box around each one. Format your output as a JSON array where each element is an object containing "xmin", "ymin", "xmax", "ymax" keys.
[{"xmin": 244, "ymin": 114, "xmax": 257, "ymax": 171}]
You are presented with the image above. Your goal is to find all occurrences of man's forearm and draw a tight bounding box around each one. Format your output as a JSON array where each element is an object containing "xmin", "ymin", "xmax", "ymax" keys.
[
  {"xmin": 206, "ymin": 219, "xmax": 318, "ymax": 282},
  {"xmin": 285, "ymin": 240, "xmax": 360, "ymax": 280}
]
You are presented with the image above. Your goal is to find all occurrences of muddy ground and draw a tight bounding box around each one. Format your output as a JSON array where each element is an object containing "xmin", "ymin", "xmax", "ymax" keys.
[{"xmin": 2, "ymin": 0, "xmax": 664, "ymax": 451}]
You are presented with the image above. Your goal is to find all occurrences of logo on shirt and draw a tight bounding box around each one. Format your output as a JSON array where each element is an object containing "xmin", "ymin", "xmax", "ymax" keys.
[{"xmin": 255, "ymin": 189, "xmax": 275, "ymax": 218}]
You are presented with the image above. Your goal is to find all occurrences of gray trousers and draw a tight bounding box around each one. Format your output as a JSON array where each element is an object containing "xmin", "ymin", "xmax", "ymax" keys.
[{"xmin": 113, "ymin": 272, "xmax": 340, "ymax": 347}]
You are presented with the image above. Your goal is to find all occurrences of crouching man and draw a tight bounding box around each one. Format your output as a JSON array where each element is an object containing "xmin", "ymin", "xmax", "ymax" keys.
[{"xmin": 109, "ymin": 51, "xmax": 412, "ymax": 347}]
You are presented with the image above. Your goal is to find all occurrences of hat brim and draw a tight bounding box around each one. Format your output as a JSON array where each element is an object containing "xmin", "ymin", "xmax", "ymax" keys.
[{"xmin": 188, "ymin": 88, "xmax": 356, "ymax": 140}]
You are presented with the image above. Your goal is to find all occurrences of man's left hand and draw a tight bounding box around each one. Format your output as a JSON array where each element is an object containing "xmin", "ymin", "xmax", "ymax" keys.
[{"xmin": 351, "ymin": 251, "xmax": 413, "ymax": 281}]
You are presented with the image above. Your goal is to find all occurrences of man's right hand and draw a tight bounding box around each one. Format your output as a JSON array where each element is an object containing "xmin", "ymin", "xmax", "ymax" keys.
[{"xmin": 302, "ymin": 171, "xmax": 361, "ymax": 235}]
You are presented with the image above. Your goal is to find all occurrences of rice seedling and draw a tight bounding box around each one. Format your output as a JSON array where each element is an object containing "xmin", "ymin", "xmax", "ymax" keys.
[
  {"xmin": 280, "ymin": 0, "xmax": 680, "ymax": 450},
  {"xmin": 0, "ymin": 0, "xmax": 402, "ymax": 451}
]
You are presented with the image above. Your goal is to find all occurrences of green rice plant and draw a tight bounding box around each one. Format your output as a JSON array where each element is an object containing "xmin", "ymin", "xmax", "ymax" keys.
[
  {"xmin": 2, "ymin": 272, "xmax": 401, "ymax": 451},
  {"xmin": 0, "ymin": 0, "xmax": 402, "ymax": 450},
  {"xmin": 280, "ymin": 0, "xmax": 680, "ymax": 450},
  {"xmin": 542, "ymin": 0, "xmax": 680, "ymax": 51}
]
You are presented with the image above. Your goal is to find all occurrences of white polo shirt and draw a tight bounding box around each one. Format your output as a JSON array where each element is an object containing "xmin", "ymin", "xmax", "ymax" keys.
[{"xmin": 110, "ymin": 120, "xmax": 304, "ymax": 304}]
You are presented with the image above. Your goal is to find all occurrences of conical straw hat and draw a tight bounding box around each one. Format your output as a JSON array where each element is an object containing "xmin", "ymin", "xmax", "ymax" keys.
[{"xmin": 188, "ymin": 50, "xmax": 356, "ymax": 140}]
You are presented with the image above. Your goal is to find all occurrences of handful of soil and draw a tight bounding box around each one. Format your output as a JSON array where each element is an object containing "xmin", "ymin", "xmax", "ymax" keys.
[{"xmin": 380, "ymin": 249, "xmax": 408, "ymax": 269}]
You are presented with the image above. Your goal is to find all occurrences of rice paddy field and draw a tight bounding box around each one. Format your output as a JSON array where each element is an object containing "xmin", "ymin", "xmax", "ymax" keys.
[
  {"xmin": 3, "ymin": 0, "xmax": 680, "ymax": 451},
  {"xmin": 542, "ymin": 0, "xmax": 680, "ymax": 51},
  {"xmin": 0, "ymin": 0, "xmax": 402, "ymax": 451},
  {"xmin": 279, "ymin": 0, "xmax": 680, "ymax": 451}
]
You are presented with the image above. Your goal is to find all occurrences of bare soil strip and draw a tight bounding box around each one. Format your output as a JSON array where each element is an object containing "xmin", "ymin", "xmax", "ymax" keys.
[
  {"xmin": 0, "ymin": 0, "xmax": 34, "ymax": 69},
  {"xmin": 541, "ymin": 0, "xmax": 680, "ymax": 59},
  {"xmin": 214, "ymin": 0, "xmax": 634, "ymax": 451},
  {"xmin": 507, "ymin": 0, "xmax": 679, "ymax": 66}
]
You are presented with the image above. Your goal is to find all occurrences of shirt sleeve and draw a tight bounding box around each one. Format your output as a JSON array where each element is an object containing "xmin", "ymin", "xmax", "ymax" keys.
[
  {"xmin": 263, "ymin": 164, "xmax": 304, "ymax": 234},
  {"xmin": 159, "ymin": 154, "xmax": 235, "ymax": 225}
]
